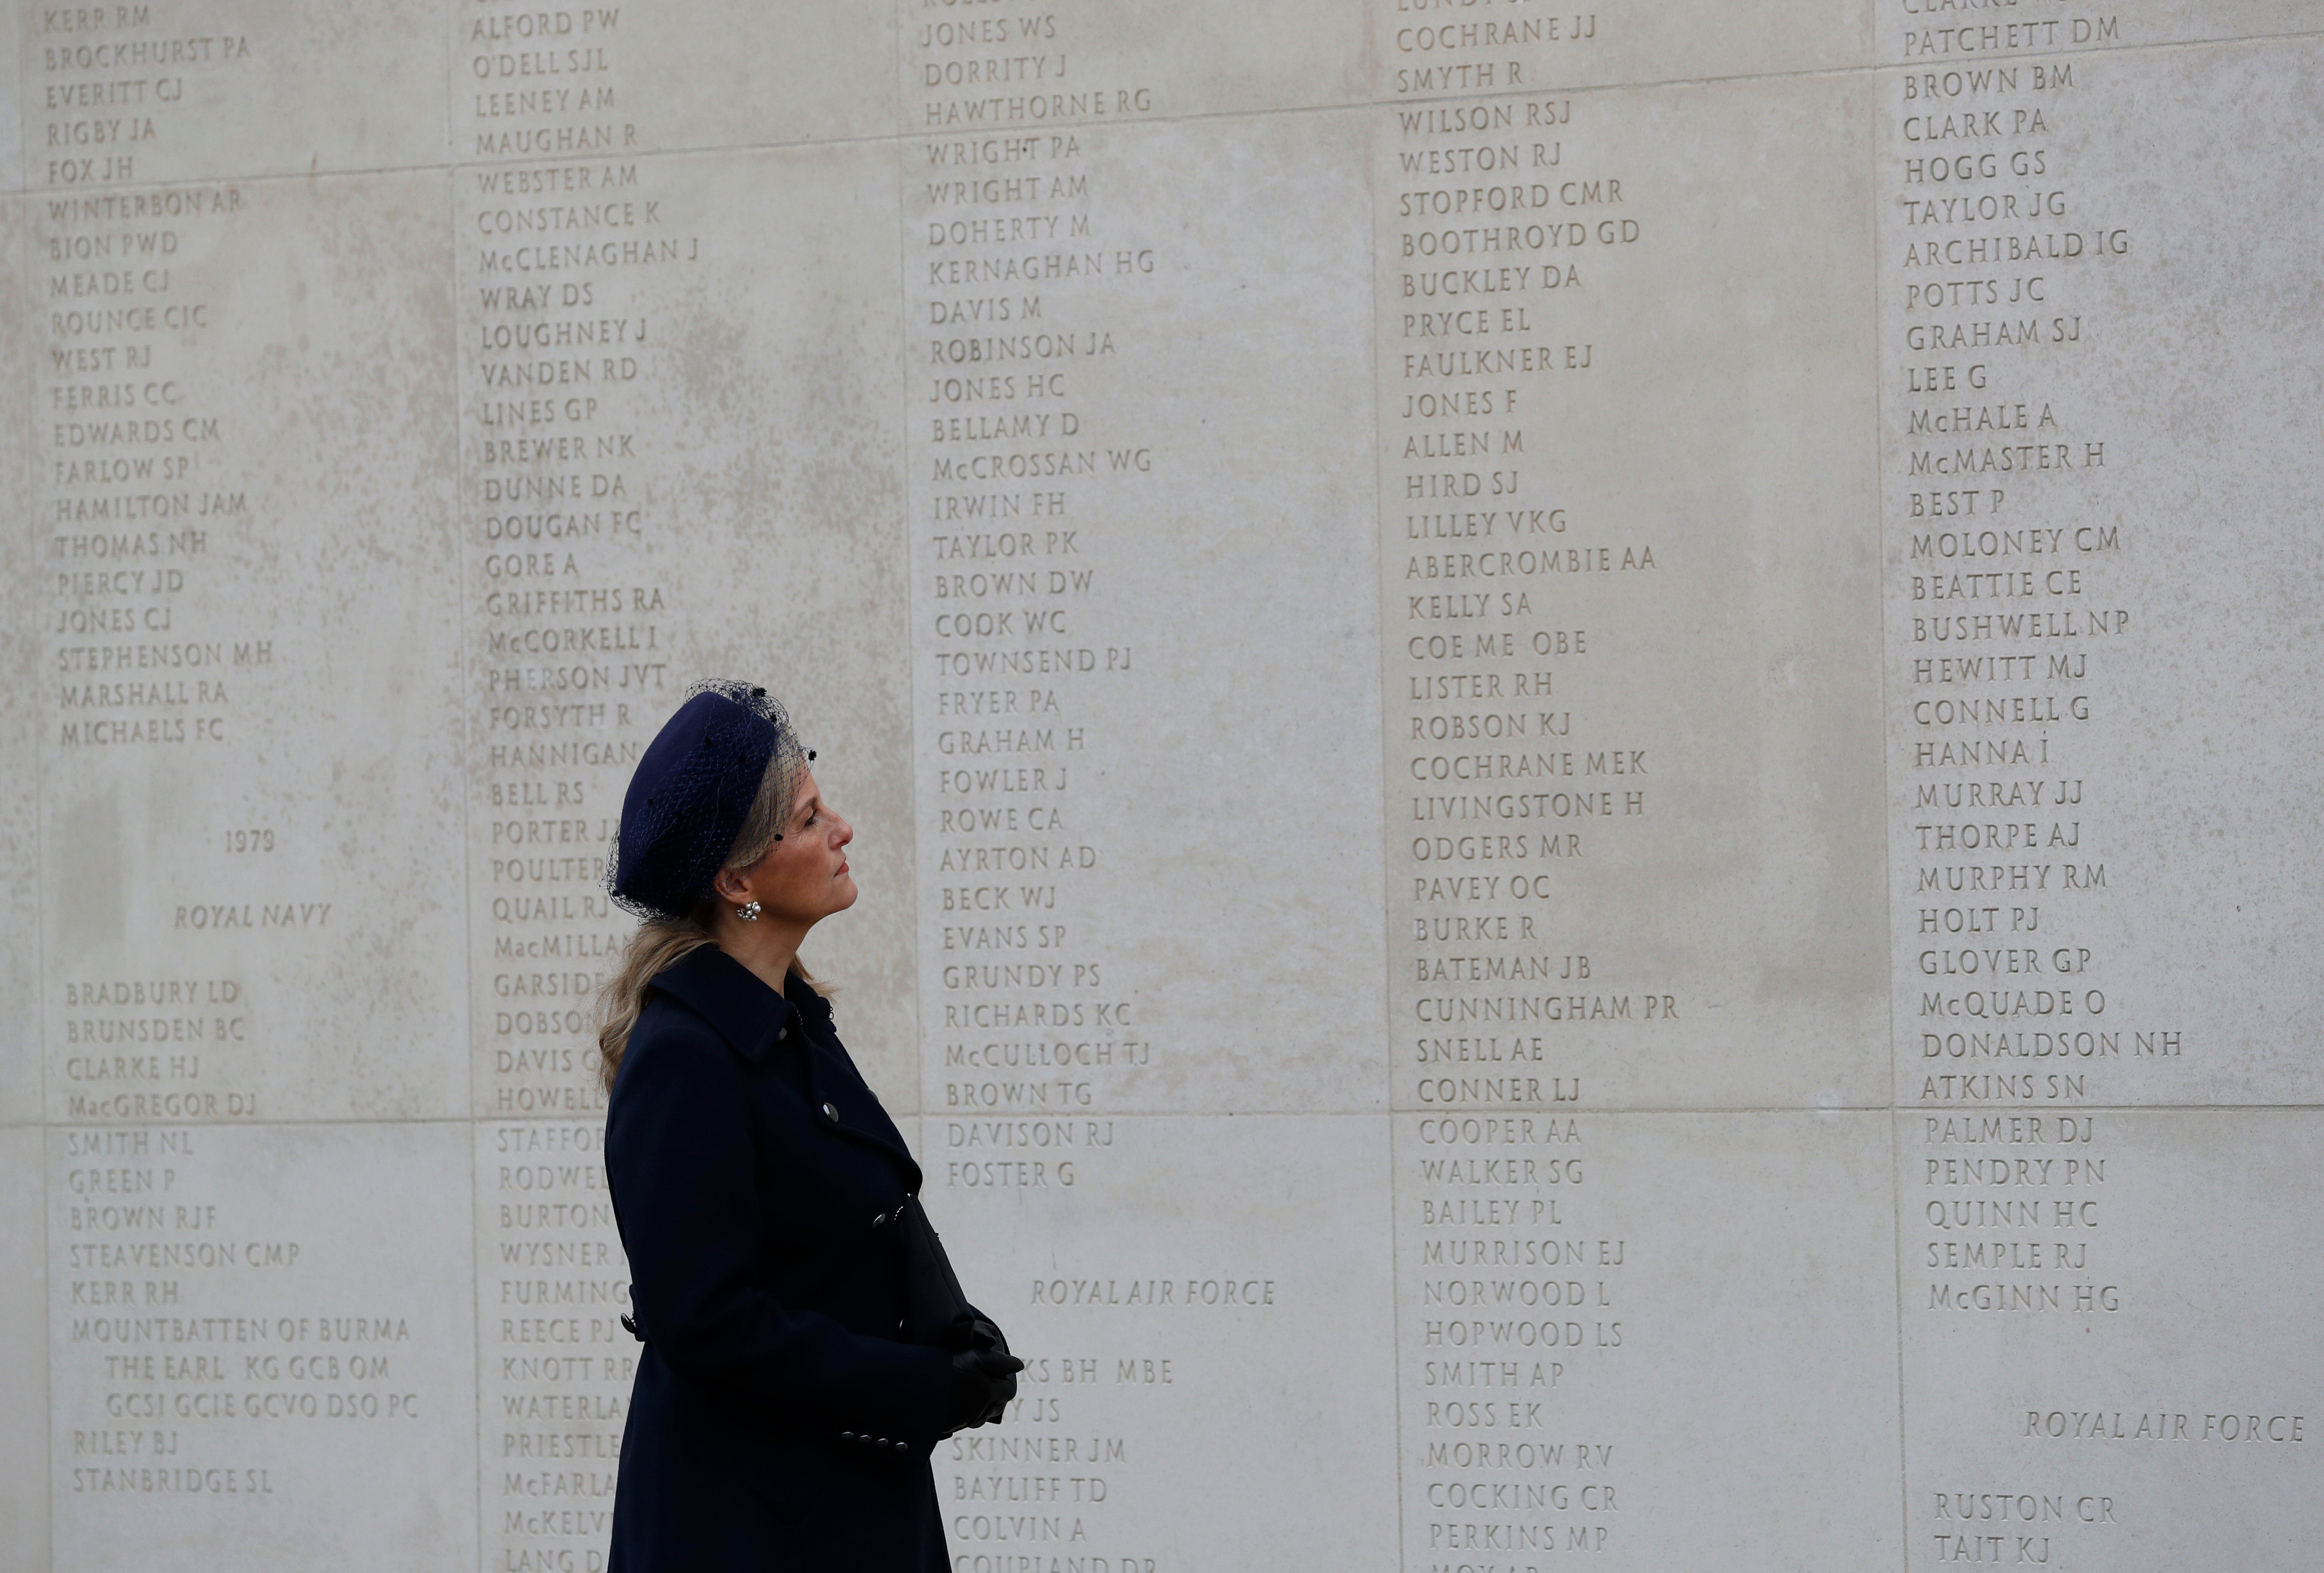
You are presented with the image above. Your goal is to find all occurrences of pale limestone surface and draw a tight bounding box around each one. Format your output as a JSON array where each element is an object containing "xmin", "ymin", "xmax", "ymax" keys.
[
  {"xmin": 473, "ymin": 1118, "xmax": 626, "ymax": 1573},
  {"xmin": 1897, "ymin": 1108, "xmax": 2324, "ymax": 1563},
  {"xmin": 37, "ymin": 170, "xmax": 467, "ymax": 1128},
  {"xmin": 1, "ymin": 191, "xmax": 34, "ymax": 1125},
  {"xmin": 8, "ymin": 1, "xmax": 2322, "ymax": 1569},
  {"xmin": 1373, "ymin": 0, "xmax": 1874, "ymax": 97},
  {"xmin": 1378, "ymin": 69, "xmax": 1890, "ymax": 1112},
  {"xmin": 1875, "ymin": 0, "xmax": 2324, "ymax": 64},
  {"xmin": 0, "ymin": 183, "xmax": 37, "ymax": 1573},
  {"xmin": 928, "ymin": 1112, "xmax": 1399, "ymax": 1564},
  {"xmin": 450, "ymin": 0, "xmax": 897, "ymax": 158},
  {"xmin": 1391, "ymin": 1110, "xmax": 1904, "ymax": 1566},
  {"xmin": 0, "ymin": 9, "xmax": 20, "ymax": 189},
  {"xmin": 455, "ymin": 137, "xmax": 918, "ymax": 1119},
  {"xmin": 0, "ymin": 1125, "xmax": 49, "ymax": 1570},
  {"xmin": 904, "ymin": 109, "xmax": 1386, "ymax": 1120},
  {"xmin": 21, "ymin": 0, "xmax": 451, "ymax": 185},
  {"xmin": 1880, "ymin": 34, "xmax": 2324, "ymax": 1109},
  {"xmin": 1870, "ymin": 34, "xmax": 2324, "ymax": 1566},
  {"xmin": 908, "ymin": 0, "xmax": 1368, "ymax": 126},
  {"xmin": 47, "ymin": 1120, "xmax": 477, "ymax": 1573}
]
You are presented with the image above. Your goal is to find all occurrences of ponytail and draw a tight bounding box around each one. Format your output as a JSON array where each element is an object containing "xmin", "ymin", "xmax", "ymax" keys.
[{"xmin": 596, "ymin": 916, "xmax": 718, "ymax": 1094}]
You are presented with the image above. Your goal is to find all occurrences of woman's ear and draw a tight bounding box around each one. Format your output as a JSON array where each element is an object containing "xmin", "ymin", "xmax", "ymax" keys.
[{"xmin": 711, "ymin": 867, "xmax": 751, "ymax": 905}]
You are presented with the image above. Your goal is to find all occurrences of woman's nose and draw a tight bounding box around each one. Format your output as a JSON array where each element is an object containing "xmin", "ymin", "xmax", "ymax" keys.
[{"xmin": 832, "ymin": 815, "xmax": 853, "ymax": 848}]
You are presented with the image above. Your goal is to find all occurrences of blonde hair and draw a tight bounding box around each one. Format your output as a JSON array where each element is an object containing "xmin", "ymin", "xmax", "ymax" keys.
[{"xmin": 595, "ymin": 730, "xmax": 817, "ymax": 1094}]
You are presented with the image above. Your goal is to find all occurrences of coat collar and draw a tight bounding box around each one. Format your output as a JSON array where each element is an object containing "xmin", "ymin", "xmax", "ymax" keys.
[
  {"xmin": 647, "ymin": 943, "xmax": 795, "ymax": 1062},
  {"xmin": 648, "ymin": 944, "xmax": 920, "ymax": 1184}
]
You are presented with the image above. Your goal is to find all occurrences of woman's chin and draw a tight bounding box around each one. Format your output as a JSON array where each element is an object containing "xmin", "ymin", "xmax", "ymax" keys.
[{"xmin": 830, "ymin": 874, "xmax": 860, "ymax": 911}]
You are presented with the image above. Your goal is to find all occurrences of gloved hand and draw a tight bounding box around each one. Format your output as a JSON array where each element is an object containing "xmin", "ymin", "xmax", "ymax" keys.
[{"xmin": 945, "ymin": 1345, "xmax": 1025, "ymax": 1434}]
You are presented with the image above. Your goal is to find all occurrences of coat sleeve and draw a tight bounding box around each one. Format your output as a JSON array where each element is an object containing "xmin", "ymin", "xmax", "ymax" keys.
[{"xmin": 606, "ymin": 1022, "xmax": 954, "ymax": 1451}]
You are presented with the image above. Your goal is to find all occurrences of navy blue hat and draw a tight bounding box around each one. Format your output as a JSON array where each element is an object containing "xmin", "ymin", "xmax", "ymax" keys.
[{"xmin": 606, "ymin": 681, "xmax": 808, "ymax": 922}]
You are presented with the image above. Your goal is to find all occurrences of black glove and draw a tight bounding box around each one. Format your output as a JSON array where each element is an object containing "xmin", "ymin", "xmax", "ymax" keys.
[{"xmin": 945, "ymin": 1346, "xmax": 1025, "ymax": 1435}]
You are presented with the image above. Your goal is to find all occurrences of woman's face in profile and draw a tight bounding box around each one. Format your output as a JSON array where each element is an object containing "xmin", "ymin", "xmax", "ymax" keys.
[{"xmin": 745, "ymin": 768, "xmax": 857, "ymax": 928}]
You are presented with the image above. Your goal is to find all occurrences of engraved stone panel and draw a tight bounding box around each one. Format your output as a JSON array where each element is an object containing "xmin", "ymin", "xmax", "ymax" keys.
[
  {"xmin": 451, "ymin": 0, "xmax": 895, "ymax": 161},
  {"xmin": 1899, "ymin": 1108, "xmax": 2324, "ymax": 1563},
  {"xmin": 903, "ymin": 105, "xmax": 1393, "ymax": 1562},
  {"xmin": 38, "ymin": 170, "xmax": 466, "ymax": 1128},
  {"xmin": 1, "ymin": 191, "xmax": 37, "ymax": 1127},
  {"xmin": 908, "ymin": 0, "xmax": 1366, "ymax": 132},
  {"xmin": 904, "ymin": 107, "xmax": 1384, "ymax": 1122},
  {"xmin": 475, "ymin": 1118, "xmax": 627, "ymax": 1573},
  {"xmin": 1, "ymin": 130, "xmax": 47, "ymax": 1573},
  {"xmin": 1880, "ymin": 36, "xmax": 2324, "ymax": 1107},
  {"xmin": 455, "ymin": 139, "xmax": 915, "ymax": 1118},
  {"xmin": 1878, "ymin": 28, "xmax": 2324, "ymax": 1567},
  {"xmin": 1379, "ymin": 71, "xmax": 1887, "ymax": 1112},
  {"xmin": 22, "ymin": 0, "xmax": 451, "ymax": 185},
  {"xmin": 12, "ymin": 3, "xmax": 2324, "ymax": 1570},
  {"xmin": 928, "ymin": 1113, "xmax": 1399, "ymax": 1565},
  {"xmin": 47, "ymin": 1120, "xmax": 476, "ymax": 1573},
  {"xmin": 1395, "ymin": 1110, "xmax": 1901, "ymax": 1566},
  {"xmin": 1374, "ymin": 0, "xmax": 1870, "ymax": 102},
  {"xmin": 1879, "ymin": 0, "xmax": 2324, "ymax": 67},
  {"xmin": 0, "ymin": 9, "xmax": 23, "ymax": 190}
]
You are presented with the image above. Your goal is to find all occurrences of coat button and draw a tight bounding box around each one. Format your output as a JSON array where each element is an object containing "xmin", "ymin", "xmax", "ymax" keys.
[
  {"xmin": 872, "ymin": 1213, "xmax": 887, "ymax": 1228},
  {"xmin": 842, "ymin": 1431, "xmax": 856, "ymax": 1441},
  {"xmin": 892, "ymin": 1442, "xmax": 908, "ymax": 1454},
  {"xmin": 821, "ymin": 1102, "xmax": 839, "ymax": 1121}
]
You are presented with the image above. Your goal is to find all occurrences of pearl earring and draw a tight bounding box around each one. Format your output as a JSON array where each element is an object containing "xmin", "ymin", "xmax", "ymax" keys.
[{"xmin": 737, "ymin": 900, "xmax": 761, "ymax": 922}]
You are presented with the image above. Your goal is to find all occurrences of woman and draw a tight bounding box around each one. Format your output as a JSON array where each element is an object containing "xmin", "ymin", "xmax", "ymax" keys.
[{"xmin": 596, "ymin": 681, "xmax": 1022, "ymax": 1571}]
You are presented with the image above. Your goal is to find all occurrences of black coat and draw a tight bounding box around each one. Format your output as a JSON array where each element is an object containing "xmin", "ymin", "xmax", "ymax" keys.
[{"xmin": 604, "ymin": 944, "xmax": 954, "ymax": 1572}]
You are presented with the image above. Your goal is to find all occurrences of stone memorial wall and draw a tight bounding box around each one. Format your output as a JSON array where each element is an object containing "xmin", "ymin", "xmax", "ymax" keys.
[{"xmin": 5, "ymin": 1, "xmax": 2321, "ymax": 1568}]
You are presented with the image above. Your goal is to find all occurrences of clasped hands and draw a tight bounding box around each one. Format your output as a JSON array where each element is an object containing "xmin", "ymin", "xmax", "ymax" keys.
[{"xmin": 943, "ymin": 1318, "xmax": 1024, "ymax": 1435}]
